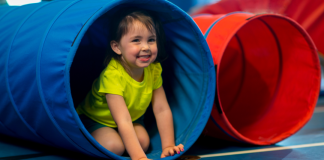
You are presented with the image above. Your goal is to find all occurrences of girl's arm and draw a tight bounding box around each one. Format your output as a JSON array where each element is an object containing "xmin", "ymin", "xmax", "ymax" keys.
[
  {"xmin": 152, "ymin": 86, "xmax": 184, "ymax": 158},
  {"xmin": 106, "ymin": 94, "xmax": 149, "ymax": 160}
]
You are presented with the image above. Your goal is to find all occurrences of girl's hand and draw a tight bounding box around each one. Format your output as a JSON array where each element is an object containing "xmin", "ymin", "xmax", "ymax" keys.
[
  {"xmin": 160, "ymin": 144, "xmax": 184, "ymax": 158},
  {"xmin": 138, "ymin": 158, "xmax": 151, "ymax": 160}
]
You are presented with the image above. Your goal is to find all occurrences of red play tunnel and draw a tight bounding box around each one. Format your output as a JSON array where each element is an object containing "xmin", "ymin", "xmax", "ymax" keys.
[{"xmin": 193, "ymin": 13, "xmax": 321, "ymax": 145}]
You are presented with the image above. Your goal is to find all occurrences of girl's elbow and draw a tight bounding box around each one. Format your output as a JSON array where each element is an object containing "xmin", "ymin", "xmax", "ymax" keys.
[
  {"xmin": 115, "ymin": 116, "xmax": 133, "ymax": 126},
  {"xmin": 153, "ymin": 105, "xmax": 172, "ymax": 115}
]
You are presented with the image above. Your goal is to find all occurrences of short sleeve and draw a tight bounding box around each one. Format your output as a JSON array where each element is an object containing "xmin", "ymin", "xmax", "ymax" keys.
[
  {"xmin": 152, "ymin": 63, "xmax": 163, "ymax": 90},
  {"xmin": 98, "ymin": 68, "xmax": 126, "ymax": 96}
]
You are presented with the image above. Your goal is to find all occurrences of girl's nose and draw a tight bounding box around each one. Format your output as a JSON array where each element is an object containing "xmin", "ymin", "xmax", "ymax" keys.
[{"xmin": 141, "ymin": 43, "xmax": 150, "ymax": 51}]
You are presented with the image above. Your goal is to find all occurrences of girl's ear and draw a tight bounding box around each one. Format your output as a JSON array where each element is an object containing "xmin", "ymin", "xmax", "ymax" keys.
[{"xmin": 110, "ymin": 40, "xmax": 122, "ymax": 55}]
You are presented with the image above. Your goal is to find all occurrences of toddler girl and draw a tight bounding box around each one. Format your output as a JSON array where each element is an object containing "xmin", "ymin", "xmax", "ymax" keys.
[{"xmin": 77, "ymin": 9, "xmax": 184, "ymax": 160}]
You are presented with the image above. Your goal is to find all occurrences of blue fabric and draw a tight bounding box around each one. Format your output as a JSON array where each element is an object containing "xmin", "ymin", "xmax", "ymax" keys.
[
  {"xmin": 0, "ymin": 3, "xmax": 49, "ymax": 145},
  {"xmin": 0, "ymin": 0, "xmax": 215, "ymax": 159},
  {"xmin": 8, "ymin": 1, "xmax": 75, "ymax": 150}
]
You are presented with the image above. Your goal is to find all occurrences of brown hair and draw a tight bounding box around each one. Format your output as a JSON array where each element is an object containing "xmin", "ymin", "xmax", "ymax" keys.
[{"xmin": 104, "ymin": 9, "xmax": 167, "ymax": 72}]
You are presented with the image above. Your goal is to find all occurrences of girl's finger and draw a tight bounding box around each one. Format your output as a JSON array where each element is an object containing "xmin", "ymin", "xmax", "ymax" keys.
[
  {"xmin": 169, "ymin": 148, "xmax": 175, "ymax": 156},
  {"xmin": 173, "ymin": 146, "xmax": 180, "ymax": 154},
  {"xmin": 178, "ymin": 144, "xmax": 184, "ymax": 151}
]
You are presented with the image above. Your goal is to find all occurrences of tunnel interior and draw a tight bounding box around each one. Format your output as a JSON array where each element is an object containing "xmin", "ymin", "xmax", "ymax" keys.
[
  {"xmin": 217, "ymin": 16, "xmax": 320, "ymax": 143},
  {"xmin": 69, "ymin": 4, "xmax": 213, "ymax": 158}
]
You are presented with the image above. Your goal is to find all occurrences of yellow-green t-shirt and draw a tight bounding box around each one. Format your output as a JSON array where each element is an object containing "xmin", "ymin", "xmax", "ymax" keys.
[{"xmin": 76, "ymin": 58, "xmax": 162, "ymax": 128}]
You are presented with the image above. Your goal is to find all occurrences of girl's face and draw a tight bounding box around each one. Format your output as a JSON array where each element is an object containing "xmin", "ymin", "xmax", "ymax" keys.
[{"xmin": 111, "ymin": 20, "xmax": 158, "ymax": 70}]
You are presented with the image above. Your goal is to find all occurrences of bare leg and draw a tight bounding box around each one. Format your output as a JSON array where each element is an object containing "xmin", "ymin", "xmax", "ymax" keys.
[
  {"xmin": 91, "ymin": 127, "xmax": 125, "ymax": 155},
  {"xmin": 133, "ymin": 123, "xmax": 150, "ymax": 152}
]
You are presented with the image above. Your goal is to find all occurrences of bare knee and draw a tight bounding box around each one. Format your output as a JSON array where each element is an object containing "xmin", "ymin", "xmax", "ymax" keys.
[
  {"xmin": 134, "ymin": 123, "xmax": 150, "ymax": 152},
  {"xmin": 138, "ymin": 135, "xmax": 150, "ymax": 152},
  {"xmin": 91, "ymin": 127, "xmax": 125, "ymax": 155},
  {"xmin": 102, "ymin": 140, "xmax": 125, "ymax": 155}
]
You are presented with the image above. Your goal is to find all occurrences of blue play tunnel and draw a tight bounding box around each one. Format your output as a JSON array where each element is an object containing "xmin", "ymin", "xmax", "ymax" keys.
[{"xmin": 0, "ymin": 0, "xmax": 215, "ymax": 159}]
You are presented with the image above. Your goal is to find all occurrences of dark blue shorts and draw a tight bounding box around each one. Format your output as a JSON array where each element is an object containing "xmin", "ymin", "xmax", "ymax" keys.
[{"xmin": 79, "ymin": 114, "xmax": 145, "ymax": 133}]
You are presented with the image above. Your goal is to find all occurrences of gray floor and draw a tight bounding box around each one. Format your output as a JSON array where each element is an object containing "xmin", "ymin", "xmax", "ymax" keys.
[
  {"xmin": 1, "ymin": 100, "xmax": 324, "ymax": 160},
  {"xmin": 184, "ymin": 106, "xmax": 324, "ymax": 160}
]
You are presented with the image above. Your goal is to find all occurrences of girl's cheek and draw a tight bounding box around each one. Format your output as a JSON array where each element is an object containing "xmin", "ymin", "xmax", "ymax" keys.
[
  {"xmin": 153, "ymin": 48, "xmax": 158, "ymax": 55},
  {"xmin": 151, "ymin": 45, "xmax": 158, "ymax": 52},
  {"xmin": 129, "ymin": 46, "xmax": 139, "ymax": 53}
]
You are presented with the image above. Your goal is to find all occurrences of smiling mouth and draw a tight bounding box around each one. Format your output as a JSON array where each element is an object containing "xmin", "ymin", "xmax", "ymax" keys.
[{"xmin": 137, "ymin": 55, "xmax": 151, "ymax": 61}]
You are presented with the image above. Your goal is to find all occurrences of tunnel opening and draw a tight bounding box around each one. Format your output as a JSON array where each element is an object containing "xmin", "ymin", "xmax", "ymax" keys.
[
  {"xmin": 68, "ymin": 4, "xmax": 214, "ymax": 158},
  {"xmin": 217, "ymin": 15, "xmax": 320, "ymax": 143}
]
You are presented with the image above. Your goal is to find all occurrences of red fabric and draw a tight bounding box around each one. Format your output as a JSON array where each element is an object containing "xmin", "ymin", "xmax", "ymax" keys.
[
  {"xmin": 191, "ymin": 0, "xmax": 324, "ymax": 55},
  {"xmin": 193, "ymin": 13, "xmax": 320, "ymax": 145}
]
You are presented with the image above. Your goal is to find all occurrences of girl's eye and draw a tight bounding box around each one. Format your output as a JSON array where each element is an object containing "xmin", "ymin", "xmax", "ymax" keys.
[
  {"xmin": 132, "ymin": 39, "xmax": 140, "ymax": 42},
  {"xmin": 149, "ymin": 38, "xmax": 156, "ymax": 42}
]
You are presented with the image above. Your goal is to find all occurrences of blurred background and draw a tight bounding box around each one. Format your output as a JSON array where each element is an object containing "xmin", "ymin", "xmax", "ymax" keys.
[
  {"xmin": 1, "ymin": 1, "xmax": 324, "ymax": 159},
  {"xmin": 0, "ymin": 0, "xmax": 51, "ymax": 6},
  {"xmin": 1, "ymin": 0, "xmax": 323, "ymax": 96},
  {"xmin": 0, "ymin": 0, "xmax": 219, "ymax": 8}
]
